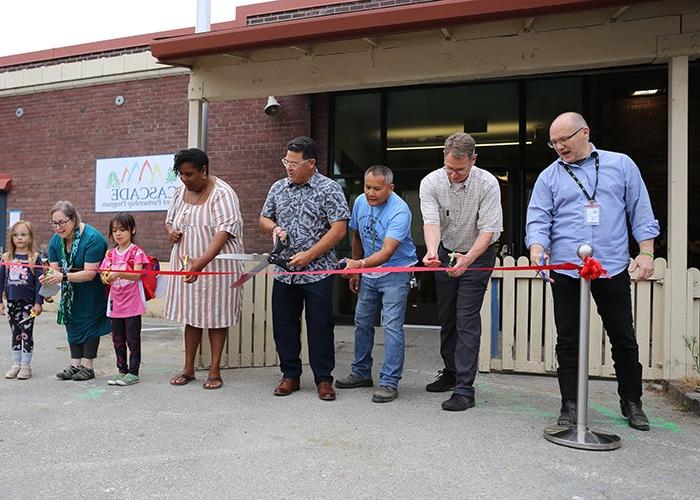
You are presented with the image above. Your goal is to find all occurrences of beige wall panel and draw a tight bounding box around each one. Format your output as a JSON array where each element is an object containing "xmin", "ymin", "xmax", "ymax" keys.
[
  {"xmin": 21, "ymin": 68, "xmax": 42, "ymax": 86},
  {"xmin": 193, "ymin": 16, "xmax": 678, "ymax": 101},
  {"xmin": 5, "ymin": 71, "xmax": 23, "ymax": 88},
  {"xmin": 102, "ymin": 56, "xmax": 126, "ymax": 75},
  {"xmin": 81, "ymin": 59, "xmax": 103, "ymax": 79},
  {"xmin": 61, "ymin": 61, "xmax": 82, "ymax": 80},
  {"xmin": 42, "ymin": 64, "xmax": 62, "ymax": 83},
  {"xmin": 123, "ymin": 51, "xmax": 152, "ymax": 73}
]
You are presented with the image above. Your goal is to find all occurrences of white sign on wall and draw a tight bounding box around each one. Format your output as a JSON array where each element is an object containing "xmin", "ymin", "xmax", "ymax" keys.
[{"xmin": 95, "ymin": 154, "xmax": 180, "ymax": 212}]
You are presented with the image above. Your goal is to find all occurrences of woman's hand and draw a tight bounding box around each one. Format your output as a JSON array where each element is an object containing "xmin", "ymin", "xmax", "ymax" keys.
[
  {"xmin": 106, "ymin": 272, "xmax": 120, "ymax": 284},
  {"xmin": 41, "ymin": 270, "xmax": 64, "ymax": 286},
  {"xmin": 168, "ymin": 228, "xmax": 183, "ymax": 244},
  {"xmin": 31, "ymin": 304, "xmax": 42, "ymax": 316},
  {"xmin": 184, "ymin": 257, "xmax": 205, "ymax": 284}
]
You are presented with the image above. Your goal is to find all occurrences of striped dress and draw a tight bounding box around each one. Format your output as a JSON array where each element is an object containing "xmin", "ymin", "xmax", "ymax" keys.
[{"xmin": 164, "ymin": 178, "xmax": 244, "ymax": 328}]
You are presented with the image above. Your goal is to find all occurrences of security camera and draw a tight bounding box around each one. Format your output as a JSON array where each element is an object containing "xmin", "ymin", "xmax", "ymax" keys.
[{"xmin": 264, "ymin": 96, "xmax": 282, "ymax": 117}]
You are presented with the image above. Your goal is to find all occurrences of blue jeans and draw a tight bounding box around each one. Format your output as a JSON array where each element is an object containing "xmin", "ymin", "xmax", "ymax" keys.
[{"xmin": 351, "ymin": 272, "xmax": 411, "ymax": 389}]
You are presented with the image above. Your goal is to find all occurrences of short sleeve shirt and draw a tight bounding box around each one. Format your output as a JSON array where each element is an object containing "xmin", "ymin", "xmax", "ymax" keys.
[
  {"xmin": 349, "ymin": 193, "xmax": 418, "ymax": 272},
  {"xmin": 101, "ymin": 244, "xmax": 150, "ymax": 318},
  {"xmin": 261, "ymin": 170, "xmax": 350, "ymax": 284}
]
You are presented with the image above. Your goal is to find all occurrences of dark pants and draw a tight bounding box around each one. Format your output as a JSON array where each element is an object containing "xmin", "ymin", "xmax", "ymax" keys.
[
  {"xmin": 111, "ymin": 315, "xmax": 142, "ymax": 376},
  {"xmin": 435, "ymin": 244, "xmax": 495, "ymax": 398},
  {"xmin": 69, "ymin": 336, "xmax": 101, "ymax": 359},
  {"xmin": 551, "ymin": 270, "xmax": 643, "ymax": 403},
  {"xmin": 272, "ymin": 277, "xmax": 335, "ymax": 384}
]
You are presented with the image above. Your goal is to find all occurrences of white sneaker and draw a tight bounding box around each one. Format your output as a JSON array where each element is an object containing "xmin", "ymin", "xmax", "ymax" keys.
[{"xmin": 5, "ymin": 366, "xmax": 20, "ymax": 379}]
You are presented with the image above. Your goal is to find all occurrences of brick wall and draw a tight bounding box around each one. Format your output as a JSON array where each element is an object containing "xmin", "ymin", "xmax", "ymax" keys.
[
  {"xmin": 246, "ymin": 0, "xmax": 436, "ymax": 25},
  {"xmin": 0, "ymin": 75, "xmax": 315, "ymax": 260}
]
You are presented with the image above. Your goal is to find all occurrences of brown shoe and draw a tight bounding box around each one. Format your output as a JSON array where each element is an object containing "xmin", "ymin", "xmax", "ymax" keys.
[
  {"xmin": 274, "ymin": 378, "xmax": 300, "ymax": 396},
  {"xmin": 317, "ymin": 381, "xmax": 336, "ymax": 401}
]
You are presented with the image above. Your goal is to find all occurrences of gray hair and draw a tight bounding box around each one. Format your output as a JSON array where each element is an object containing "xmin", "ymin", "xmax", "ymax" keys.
[
  {"xmin": 365, "ymin": 165, "xmax": 394, "ymax": 184},
  {"xmin": 51, "ymin": 200, "xmax": 81, "ymax": 226},
  {"xmin": 443, "ymin": 133, "xmax": 476, "ymax": 159}
]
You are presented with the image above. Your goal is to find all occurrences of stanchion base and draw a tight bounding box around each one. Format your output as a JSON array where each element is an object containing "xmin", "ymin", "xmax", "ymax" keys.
[{"xmin": 543, "ymin": 425, "xmax": 621, "ymax": 451}]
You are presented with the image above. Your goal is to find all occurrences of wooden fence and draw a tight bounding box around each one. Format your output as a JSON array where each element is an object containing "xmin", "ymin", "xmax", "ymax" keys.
[{"xmin": 188, "ymin": 257, "xmax": 699, "ymax": 380}]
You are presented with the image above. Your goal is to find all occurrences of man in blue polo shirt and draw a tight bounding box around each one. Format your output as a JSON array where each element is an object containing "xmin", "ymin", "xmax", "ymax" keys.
[{"xmin": 335, "ymin": 165, "xmax": 417, "ymax": 403}]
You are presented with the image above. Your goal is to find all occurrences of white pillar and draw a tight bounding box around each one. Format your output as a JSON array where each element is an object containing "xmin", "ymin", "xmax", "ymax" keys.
[
  {"xmin": 188, "ymin": 98, "xmax": 203, "ymax": 149},
  {"xmin": 665, "ymin": 55, "xmax": 689, "ymax": 379}
]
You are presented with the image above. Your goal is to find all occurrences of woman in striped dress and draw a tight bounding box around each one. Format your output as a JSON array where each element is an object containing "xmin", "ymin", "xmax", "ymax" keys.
[{"xmin": 164, "ymin": 148, "xmax": 244, "ymax": 390}]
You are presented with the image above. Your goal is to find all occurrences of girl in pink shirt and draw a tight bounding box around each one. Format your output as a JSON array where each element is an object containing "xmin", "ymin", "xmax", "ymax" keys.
[{"xmin": 100, "ymin": 213, "xmax": 150, "ymax": 386}]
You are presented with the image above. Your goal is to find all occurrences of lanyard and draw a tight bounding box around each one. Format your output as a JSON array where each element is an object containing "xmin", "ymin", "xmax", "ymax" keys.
[{"xmin": 562, "ymin": 153, "xmax": 599, "ymax": 202}]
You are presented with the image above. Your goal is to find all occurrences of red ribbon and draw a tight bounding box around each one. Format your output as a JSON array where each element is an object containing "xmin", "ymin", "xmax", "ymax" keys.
[{"xmin": 578, "ymin": 256, "xmax": 607, "ymax": 280}]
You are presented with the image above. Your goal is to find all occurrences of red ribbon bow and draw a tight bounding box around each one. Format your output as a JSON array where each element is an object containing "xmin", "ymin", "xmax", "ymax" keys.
[{"xmin": 579, "ymin": 256, "xmax": 607, "ymax": 280}]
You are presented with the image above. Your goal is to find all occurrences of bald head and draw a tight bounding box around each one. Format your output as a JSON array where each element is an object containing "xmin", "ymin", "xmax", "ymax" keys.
[{"xmin": 549, "ymin": 112, "xmax": 591, "ymax": 163}]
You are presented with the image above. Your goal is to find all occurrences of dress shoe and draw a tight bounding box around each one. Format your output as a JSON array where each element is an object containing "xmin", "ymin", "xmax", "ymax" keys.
[
  {"xmin": 620, "ymin": 399, "xmax": 650, "ymax": 431},
  {"xmin": 557, "ymin": 399, "xmax": 577, "ymax": 427},
  {"xmin": 273, "ymin": 378, "xmax": 300, "ymax": 396},
  {"xmin": 317, "ymin": 381, "xmax": 336, "ymax": 401},
  {"xmin": 426, "ymin": 370, "xmax": 456, "ymax": 392},
  {"xmin": 441, "ymin": 393, "xmax": 475, "ymax": 411}
]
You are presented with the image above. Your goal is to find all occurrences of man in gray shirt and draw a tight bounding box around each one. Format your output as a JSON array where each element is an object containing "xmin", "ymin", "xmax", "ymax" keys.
[{"xmin": 419, "ymin": 132, "xmax": 503, "ymax": 411}]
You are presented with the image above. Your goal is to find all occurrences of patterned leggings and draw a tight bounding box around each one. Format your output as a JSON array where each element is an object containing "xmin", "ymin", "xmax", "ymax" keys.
[{"xmin": 8, "ymin": 299, "xmax": 34, "ymax": 363}]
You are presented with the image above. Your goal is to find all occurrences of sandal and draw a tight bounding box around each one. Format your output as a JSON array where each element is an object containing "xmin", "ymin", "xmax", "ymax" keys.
[
  {"xmin": 203, "ymin": 376, "xmax": 223, "ymax": 390},
  {"xmin": 71, "ymin": 366, "xmax": 95, "ymax": 381},
  {"xmin": 56, "ymin": 365, "xmax": 80, "ymax": 380},
  {"xmin": 170, "ymin": 373, "xmax": 195, "ymax": 386}
]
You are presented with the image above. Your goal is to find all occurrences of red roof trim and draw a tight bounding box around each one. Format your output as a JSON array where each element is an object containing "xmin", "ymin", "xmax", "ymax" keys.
[{"xmin": 151, "ymin": 0, "xmax": 627, "ymax": 62}]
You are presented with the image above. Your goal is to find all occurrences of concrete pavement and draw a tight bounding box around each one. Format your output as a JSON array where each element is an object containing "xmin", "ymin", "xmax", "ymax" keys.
[{"xmin": 1, "ymin": 313, "xmax": 698, "ymax": 499}]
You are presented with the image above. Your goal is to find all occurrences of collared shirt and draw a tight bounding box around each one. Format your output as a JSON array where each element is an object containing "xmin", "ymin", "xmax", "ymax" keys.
[
  {"xmin": 419, "ymin": 166, "xmax": 503, "ymax": 252},
  {"xmin": 261, "ymin": 170, "xmax": 350, "ymax": 284},
  {"xmin": 525, "ymin": 144, "xmax": 660, "ymax": 278}
]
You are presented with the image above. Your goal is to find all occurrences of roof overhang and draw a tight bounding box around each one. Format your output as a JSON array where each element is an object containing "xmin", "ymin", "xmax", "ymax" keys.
[{"xmin": 151, "ymin": 0, "xmax": 628, "ymax": 65}]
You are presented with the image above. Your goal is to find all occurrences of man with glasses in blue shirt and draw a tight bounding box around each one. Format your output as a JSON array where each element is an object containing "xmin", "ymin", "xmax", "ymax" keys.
[
  {"xmin": 335, "ymin": 165, "xmax": 417, "ymax": 403},
  {"xmin": 525, "ymin": 112, "xmax": 660, "ymax": 431}
]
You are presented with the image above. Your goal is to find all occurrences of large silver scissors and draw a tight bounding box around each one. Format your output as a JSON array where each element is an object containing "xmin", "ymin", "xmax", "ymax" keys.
[{"xmin": 217, "ymin": 236, "xmax": 291, "ymax": 287}]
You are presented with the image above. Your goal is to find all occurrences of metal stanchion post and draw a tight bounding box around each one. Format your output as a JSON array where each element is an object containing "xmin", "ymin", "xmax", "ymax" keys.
[{"xmin": 543, "ymin": 244, "xmax": 621, "ymax": 451}]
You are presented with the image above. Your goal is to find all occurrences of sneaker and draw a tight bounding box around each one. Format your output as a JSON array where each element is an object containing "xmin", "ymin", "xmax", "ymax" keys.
[
  {"xmin": 17, "ymin": 366, "xmax": 32, "ymax": 380},
  {"xmin": 5, "ymin": 366, "xmax": 20, "ymax": 379},
  {"xmin": 441, "ymin": 393, "xmax": 475, "ymax": 411},
  {"xmin": 372, "ymin": 385, "xmax": 398, "ymax": 403},
  {"xmin": 71, "ymin": 366, "xmax": 95, "ymax": 381},
  {"xmin": 107, "ymin": 373, "xmax": 127, "ymax": 385},
  {"xmin": 426, "ymin": 370, "xmax": 456, "ymax": 392},
  {"xmin": 335, "ymin": 373, "xmax": 373, "ymax": 389},
  {"xmin": 56, "ymin": 365, "xmax": 80, "ymax": 380},
  {"xmin": 116, "ymin": 374, "xmax": 140, "ymax": 386}
]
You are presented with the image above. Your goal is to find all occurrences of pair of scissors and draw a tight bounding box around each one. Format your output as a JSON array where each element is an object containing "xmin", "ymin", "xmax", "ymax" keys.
[
  {"xmin": 18, "ymin": 310, "xmax": 38, "ymax": 325},
  {"xmin": 217, "ymin": 236, "xmax": 291, "ymax": 287},
  {"xmin": 537, "ymin": 253, "xmax": 550, "ymax": 283}
]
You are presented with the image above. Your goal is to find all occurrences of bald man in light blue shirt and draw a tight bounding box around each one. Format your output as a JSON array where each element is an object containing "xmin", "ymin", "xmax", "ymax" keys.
[{"xmin": 526, "ymin": 112, "xmax": 659, "ymax": 432}]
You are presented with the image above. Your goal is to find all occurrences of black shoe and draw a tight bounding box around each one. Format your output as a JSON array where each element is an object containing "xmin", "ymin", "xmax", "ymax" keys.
[
  {"xmin": 557, "ymin": 400, "xmax": 577, "ymax": 427},
  {"xmin": 426, "ymin": 370, "xmax": 456, "ymax": 392},
  {"xmin": 620, "ymin": 400, "xmax": 650, "ymax": 431},
  {"xmin": 56, "ymin": 365, "xmax": 80, "ymax": 380},
  {"xmin": 441, "ymin": 393, "xmax": 475, "ymax": 411}
]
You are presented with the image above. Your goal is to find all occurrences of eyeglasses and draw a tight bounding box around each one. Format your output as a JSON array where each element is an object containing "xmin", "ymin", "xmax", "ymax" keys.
[
  {"xmin": 48, "ymin": 219, "xmax": 71, "ymax": 228},
  {"xmin": 281, "ymin": 158, "xmax": 310, "ymax": 169},
  {"xmin": 444, "ymin": 165, "xmax": 470, "ymax": 176},
  {"xmin": 547, "ymin": 127, "xmax": 584, "ymax": 149}
]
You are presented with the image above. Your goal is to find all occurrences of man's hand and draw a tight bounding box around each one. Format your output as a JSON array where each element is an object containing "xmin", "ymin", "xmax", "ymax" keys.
[
  {"xmin": 348, "ymin": 276, "xmax": 360, "ymax": 294},
  {"xmin": 423, "ymin": 251, "xmax": 440, "ymax": 267},
  {"xmin": 629, "ymin": 254, "xmax": 654, "ymax": 280},
  {"xmin": 288, "ymin": 250, "xmax": 313, "ymax": 269},
  {"xmin": 272, "ymin": 226, "xmax": 288, "ymax": 244},
  {"xmin": 447, "ymin": 253, "xmax": 472, "ymax": 278},
  {"xmin": 529, "ymin": 244, "xmax": 553, "ymax": 283}
]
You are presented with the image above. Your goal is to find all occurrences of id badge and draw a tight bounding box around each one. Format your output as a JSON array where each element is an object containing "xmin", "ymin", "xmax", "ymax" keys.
[{"xmin": 585, "ymin": 202, "xmax": 600, "ymax": 226}]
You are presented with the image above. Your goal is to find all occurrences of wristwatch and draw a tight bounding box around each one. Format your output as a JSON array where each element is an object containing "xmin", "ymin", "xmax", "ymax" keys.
[{"xmin": 62, "ymin": 273, "xmax": 68, "ymax": 282}]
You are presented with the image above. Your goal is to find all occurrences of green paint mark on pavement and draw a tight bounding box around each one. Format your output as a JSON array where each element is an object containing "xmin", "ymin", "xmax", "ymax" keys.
[
  {"xmin": 76, "ymin": 388, "xmax": 106, "ymax": 400},
  {"xmin": 590, "ymin": 403, "xmax": 680, "ymax": 432}
]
